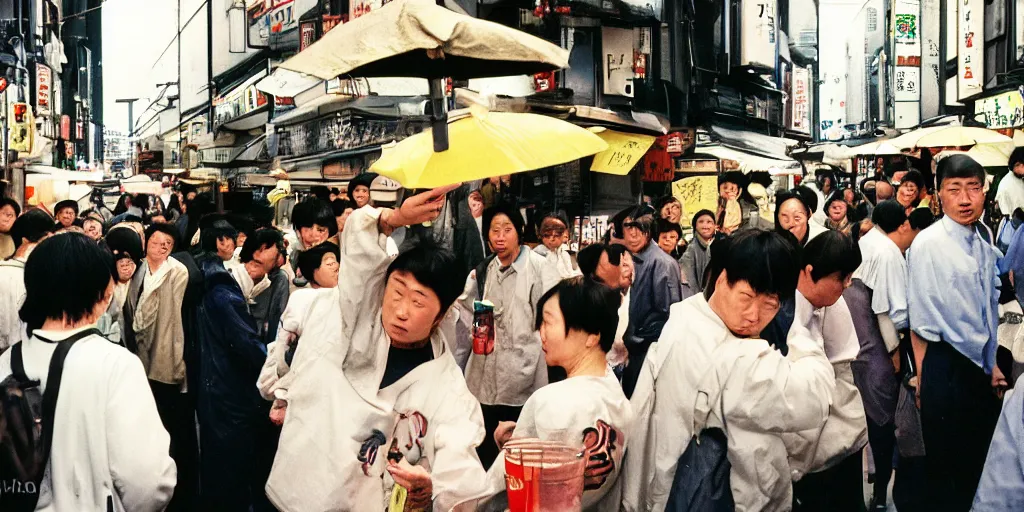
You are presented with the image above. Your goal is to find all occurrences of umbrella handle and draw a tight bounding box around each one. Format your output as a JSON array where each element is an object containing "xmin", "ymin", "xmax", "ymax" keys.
[{"xmin": 429, "ymin": 78, "xmax": 450, "ymax": 152}]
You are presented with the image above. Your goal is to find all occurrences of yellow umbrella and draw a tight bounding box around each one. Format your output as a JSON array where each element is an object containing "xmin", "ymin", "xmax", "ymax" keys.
[{"xmin": 370, "ymin": 106, "xmax": 608, "ymax": 189}]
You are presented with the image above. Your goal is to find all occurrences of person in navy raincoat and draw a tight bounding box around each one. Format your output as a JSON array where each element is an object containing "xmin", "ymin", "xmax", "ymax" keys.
[{"xmin": 195, "ymin": 226, "xmax": 286, "ymax": 512}]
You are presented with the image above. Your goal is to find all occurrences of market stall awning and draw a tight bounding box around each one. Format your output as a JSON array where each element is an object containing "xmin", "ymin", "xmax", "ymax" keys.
[
  {"xmin": 26, "ymin": 165, "xmax": 105, "ymax": 182},
  {"xmin": 487, "ymin": 98, "xmax": 670, "ymax": 135},
  {"xmin": 693, "ymin": 144, "xmax": 802, "ymax": 174},
  {"xmin": 708, "ymin": 125, "xmax": 798, "ymax": 159},
  {"xmin": 271, "ymin": 94, "xmax": 429, "ymax": 127}
]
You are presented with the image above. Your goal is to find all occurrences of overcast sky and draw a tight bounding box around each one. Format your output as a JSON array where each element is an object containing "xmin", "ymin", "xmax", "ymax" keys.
[{"xmin": 102, "ymin": 0, "xmax": 178, "ymax": 134}]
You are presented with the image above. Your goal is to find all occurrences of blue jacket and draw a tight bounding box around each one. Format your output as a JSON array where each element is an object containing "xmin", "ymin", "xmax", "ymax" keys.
[{"xmin": 195, "ymin": 256, "xmax": 269, "ymax": 438}]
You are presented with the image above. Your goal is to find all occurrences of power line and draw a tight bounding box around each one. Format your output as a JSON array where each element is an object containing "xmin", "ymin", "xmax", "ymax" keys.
[{"xmin": 61, "ymin": 0, "xmax": 113, "ymax": 22}]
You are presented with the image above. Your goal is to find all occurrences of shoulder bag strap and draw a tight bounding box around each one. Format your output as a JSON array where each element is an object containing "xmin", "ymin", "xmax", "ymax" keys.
[
  {"xmin": 38, "ymin": 328, "xmax": 102, "ymax": 464},
  {"xmin": 10, "ymin": 342, "xmax": 29, "ymax": 382}
]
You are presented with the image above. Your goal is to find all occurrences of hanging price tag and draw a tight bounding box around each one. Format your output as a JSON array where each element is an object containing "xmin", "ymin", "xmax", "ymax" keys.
[{"xmin": 589, "ymin": 130, "xmax": 656, "ymax": 175}]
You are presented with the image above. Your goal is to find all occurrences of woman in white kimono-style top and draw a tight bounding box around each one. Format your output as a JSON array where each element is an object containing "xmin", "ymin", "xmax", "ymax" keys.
[{"xmin": 265, "ymin": 206, "xmax": 489, "ymax": 512}]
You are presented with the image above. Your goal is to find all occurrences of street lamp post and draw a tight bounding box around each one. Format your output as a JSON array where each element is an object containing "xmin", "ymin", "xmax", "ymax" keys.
[{"xmin": 116, "ymin": 98, "xmax": 138, "ymax": 171}]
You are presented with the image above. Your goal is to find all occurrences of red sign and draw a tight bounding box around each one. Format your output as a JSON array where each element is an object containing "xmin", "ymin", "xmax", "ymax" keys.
[
  {"xmin": 641, "ymin": 136, "xmax": 674, "ymax": 182},
  {"xmin": 60, "ymin": 115, "xmax": 71, "ymax": 140},
  {"xmin": 0, "ymin": 77, "xmax": 8, "ymax": 95},
  {"xmin": 76, "ymin": 121, "xmax": 84, "ymax": 140},
  {"xmin": 299, "ymin": 21, "xmax": 316, "ymax": 51},
  {"xmin": 35, "ymin": 64, "xmax": 51, "ymax": 116},
  {"xmin": 275, "ymin": 96, "xmax": 294, "ymax": 106},
  {"xmin": 533, "ymin": 71, "xmax": 555, "ymax": 92}
]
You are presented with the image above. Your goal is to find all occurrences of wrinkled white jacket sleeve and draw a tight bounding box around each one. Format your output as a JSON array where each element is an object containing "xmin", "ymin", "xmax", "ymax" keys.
[
  {"xmin": 107, "ymin": 354, "xmax": 177, "ymax": 511},
  {"xmin": 730, "ymin": 327, "xmax": 835, "ymax": 434}
]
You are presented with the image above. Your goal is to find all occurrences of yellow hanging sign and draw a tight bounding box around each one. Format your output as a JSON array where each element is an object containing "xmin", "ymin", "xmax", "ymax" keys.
[
  {"xmin": 673, "ymin": 175, "xmax": 719, "ymax": 220},
  {"xmin": 590, "ymin": 129, "xmax": 656, "ymax": 175}
]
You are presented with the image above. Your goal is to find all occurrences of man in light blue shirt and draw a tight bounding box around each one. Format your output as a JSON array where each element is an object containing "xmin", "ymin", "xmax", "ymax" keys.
[{"xmin": 907, "ymin": 154, "xmax": 1006, "ymax": 512}]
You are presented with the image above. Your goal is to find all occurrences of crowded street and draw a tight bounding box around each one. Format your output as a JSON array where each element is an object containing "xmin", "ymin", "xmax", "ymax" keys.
[{"xmin": 1, "ymin": 0, "xmax": 1024, "ymax": 511}]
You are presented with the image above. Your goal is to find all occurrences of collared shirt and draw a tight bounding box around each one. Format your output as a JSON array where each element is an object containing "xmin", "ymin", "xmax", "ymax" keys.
[
  {"xmin": 627, "ymin": 241, "xmax": 683, "ymax": 345},
  {"xmin": 855, "ymin": 227, "xmax": 909, "ymax": 330},
  {"xmin": 908, "ymin": 215, "xmax": 1001, "ymax": 373},
  {"xmin": 997, "ymin": 173, "xmax": 1024, "ymax": 216}
]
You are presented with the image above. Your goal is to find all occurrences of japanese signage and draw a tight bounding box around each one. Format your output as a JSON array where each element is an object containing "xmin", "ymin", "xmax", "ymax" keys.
[
  {"xmin": 9, "ymin": 103, "xmax": 33, "ymax": 153},
  {"xmin": 666, "ymin": 130, "xmax": 695, "ymax": 154},
  {"xmin": 138, "ymin": 151, "xmax": 165, "ymax": 174},
  {"xmin": 276, "ymin": 115, "xmax": 415, "ymax": 160},
  {"xmin": 893, "ymin": 0, "xmax": 921, "ymax": 129},
  {"xmin": 974, "ymin": 89, "xmax": 1024, "ymax": 129},
  {"xmin": 957, "ymin": 0, "xmax": 984, "ymax": 100},
  {"xmin": 791, "ymin": 66, "xmax": 810, "ymax": 134},
  {"xmin": 894, "ymin": 67, "xmax": 920, "ymax": 101},
  {"xmin": 213, "ymin": 72, "xmax": 269, "ymax": 127},
  {"xmin": 590, "ymin": 130, "xmax": 656, "ymax": 175},
  {"xmin": 740, "ymin": 0, "xmax": 777, "ymax": 70},
  {"xmin": 602, "ymin": 27, "xmax": 637, "ymax": 97},
  {"xmin": 673, "ymin": 175, "xmax": 719, "ymax": 218},
  {"xmin": 248, "ymin": 0, "xmax": 316, "ymax": 49},
  {"xmin": 35, "ymin": 64, "xmax": 51, "ymax": 117},
  {"xmin": 299, "ymin": 20, "xmax": 316, "ymax": 51}
]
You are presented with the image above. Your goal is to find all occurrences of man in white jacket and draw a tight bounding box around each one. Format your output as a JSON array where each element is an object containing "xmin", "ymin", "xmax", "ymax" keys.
[
  {"xmin": 622, "ymin": 229, "xmax": 835, "ymax": 512},
  {"xmin": 0, "ymin": 232, "xmax": 175, "ymax": 511},
  {"xmin": 266, "ymin": 186, "xmax": 491, "ymax": 512}
]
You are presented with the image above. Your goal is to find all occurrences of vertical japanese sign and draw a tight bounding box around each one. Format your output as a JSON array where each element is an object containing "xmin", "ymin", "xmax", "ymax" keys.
[
  {"xmin": 957, "ymin": 0, "xmax": 984, "ymax": 100},
  {"xmin": 792, "ymin": 66, "xmax": 810, "ymax": 133},
  {"xmin": 740, "ymin": 0, "xmax": 777, "ymax": 70},
  {"xmin": 893, "ymin": 0, "xmax": 921, "ymax": 129},
  {"xmin": 35, "ymin": 64, "xmax": 51, "ymax": 117}
]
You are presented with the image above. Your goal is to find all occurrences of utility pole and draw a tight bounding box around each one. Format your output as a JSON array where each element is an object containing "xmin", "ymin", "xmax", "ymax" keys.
[{"xmin": 116, "ymin": 98, "xmax": 138, "ymax": 171}]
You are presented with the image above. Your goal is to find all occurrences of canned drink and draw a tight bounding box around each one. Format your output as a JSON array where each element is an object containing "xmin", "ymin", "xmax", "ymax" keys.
[{"xmin": 473, "ymin": 300, "xmax": 496, "ymax": 355}]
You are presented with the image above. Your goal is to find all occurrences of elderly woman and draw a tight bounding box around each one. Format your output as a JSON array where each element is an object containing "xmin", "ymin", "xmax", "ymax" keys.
[
  {"xmin": 98, "ymin": 226, "xmax": 144, "ymax": 345},
  {"xmin": 0, "ymin": 197, "xmax": 21, "ymax": 259},
  {"xmin": 896, "ymin": 169, "xmax": 926, "ymax": 213},
  {"xmin": 480, "ymin": 277, "xmax": 633, "ymax": 511},
  {"xmin": 776, "ymin": 188, "xmax": 828, "ymax": 245},
  {"xmin": 656, "ymin": 195, "xmax": 683, "ymax": 225}
]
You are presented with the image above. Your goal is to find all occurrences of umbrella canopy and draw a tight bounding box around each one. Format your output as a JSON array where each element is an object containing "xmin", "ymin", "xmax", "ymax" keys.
[
  {"xmin": 278, "ymin": 0, "xmax": 569, "ymax": 80},
  {"xmin": 889, "ymin": 125, "xmax": 1013, "ymax": 152},
  {"xmin": 937, "ymin": 146, "xmax": 1013, "ymax": 168},
  {"xmin": 370, "ymin": 106, "xmax": 608, "ymax": 188},
  {"xmin": 844, "ymin": 140, "xmax": 902, "ymax": 157}
]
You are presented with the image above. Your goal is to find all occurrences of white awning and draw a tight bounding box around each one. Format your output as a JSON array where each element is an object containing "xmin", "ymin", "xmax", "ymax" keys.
[
  {"xmin": 255, "ymin": 68, "xmax": 322, "ymax": 98},
  {"xmin": 26, "ymin": 165, "xmax": 105, "ymax": 182}
]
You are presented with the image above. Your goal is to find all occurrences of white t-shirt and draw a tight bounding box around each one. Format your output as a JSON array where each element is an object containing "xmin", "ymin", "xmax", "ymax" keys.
[{"xmin": 997, "ymin": 173, "xmax": 1024, "ymax": 216}]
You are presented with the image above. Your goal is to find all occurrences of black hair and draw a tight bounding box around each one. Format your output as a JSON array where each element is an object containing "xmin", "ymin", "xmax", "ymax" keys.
[
  {"xmin": 385, "ymin": 238, "xmax": 462, "ymax": 319},
  {"xmin": 198, "ymin": 216, "xmax": 240, "ymax": 254},
  {"xmin": 184, "ymin": 193, "xmax": 215, "ymax": 245},
  {"xmin": 936, "ymin": 154, "xmax": 986, "ymax": 188},
  {"xmin": 624, "ymin": 204, "xmax": 656, "ymax": 236},
  {"xmin": 144, "ymin": 223, "xmax": 180, "ymax": 253},
  {"xmin": 134, "ymin": 194, "xmax": 151, "ymax": 211},
  {"xmin": 309, "ymin": 186, "xmax": 332, "ymax": 203},
  {"xmin": 534, "ymin": 277, "xmax": 622, "ymax": 353},
  {"xmin": 654, "ymin": 195, "xmax": 681, "ymax": 213},
  {"xmin": 577, "ymin": 243, "xmax": 628, "ymax": 280},
  {"xmin": 0, "ymin": 197, "xmax": 21, "ymax": 217},
  {"xmin": 1010, "ymin": 147, "xmax": 1024, "ymax": 171},
  {"xmin": 331, "ymin": 198, "xmax": 356, "ymax": 217},
  {"xmin": 871, "ymin": 200, "xmax": 909, "ymax": 233},
  {"xmin": 113, "ymin": 193, "xmax": 131, "ymax": 216},
  {"xmin": 774, "ymin": 190, "xmax": 812, "ymax": 239},
  {"xmin": 239, "ymin": 228, "xmax": 285, "ymax": 264},
  {"xmin": 116, "ymin": 214, "xmax": 145, "ymax": 226},
  {"xmin": 803, "ymin": 230, "xmax": 861, "ymax": 282},
  {"xmin": 825, "ymin": 194, "xmax": 848, "ymax": 214},
  {"xmin": 706, "ymin": 228, "xmax": 802, "ymax": 301},
  {"xmin": 719, "ymin": 171, "xmax": 746, "ymax": 187},
  {"xmin": 348, "ymin": 173, "xmax": 377, "ymax": 200},
  {"xmin": 291, "ymin": 198, "xmax": 339, "ymax": 237},
  {"xmin": 483, "ymin": 202, "xmax": 525, "ymax": 242},
  {"xmin": 793, "ymin": 185, "xmax": 819, "ymax": 214},
  {"xmin": 298, "ymin": 242, "xmax": 340, "ymax": 287},
  {"xmin": 908, "ymin": 207, "xmax": 936, "ymax": 231},
  {"xmin": 166, "ymin": 193, "xmax": 183, "ymax": 215},
  {"xmin": 20, "ymin": 233, "xmax": 115, "ymax": 333},
  {"xmin": 900, "ymin": 169, "xmax": 926, "ymax": 191},
  {"xmin": 10, "ymin": 209, "xmax": 54, "ymax": 249},
  {"xmin": 691, "ymin": 209, "xmax": 716, "ymax": 231},
  {"xmin": 607, "ymin": 206, "xmax": 634, "ymax": 240},
  {"xmin": 104, "ymin": 226, "xmax": 144, "ymax": 261},
  {"xmin": 655, "ymin": 218, "xmax": 682, "ymax": 240},
  {"xmin": 330, "ymin": 187, "xmax": 340, "ymax": 196}
]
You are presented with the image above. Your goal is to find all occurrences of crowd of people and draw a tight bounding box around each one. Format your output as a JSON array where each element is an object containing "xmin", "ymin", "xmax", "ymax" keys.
[{"xmin": 0, "ymin": 152, "xmax": 1022, "ymax": 512}]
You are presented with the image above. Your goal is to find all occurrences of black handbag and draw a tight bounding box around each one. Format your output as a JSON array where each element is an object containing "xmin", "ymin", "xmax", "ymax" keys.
[{"xmin": 665, "ymin": 364, "xmax": 735, "ymax": 512}]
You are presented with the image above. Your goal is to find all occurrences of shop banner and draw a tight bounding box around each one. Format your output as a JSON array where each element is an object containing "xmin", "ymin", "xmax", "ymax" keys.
[
  {"xmin": 590, "ymin": 129, "xmax": 655, "ymax": 175},
  {"xmin": 792, "ymin": 66, "xmax": 810, "ymax": 134},
  {"xmin": 974, "ymin": 89, "xmax": 1024, "ymax": 129},
  {"xmin": 893, "ymin": 0, "xmax": 921, "ymax": 129},
  {"xmin": 958, "ymin": 0, "xmax": 984, "ymax": 100},
  {"xmin": 35, "ymin": 64, "xmax": 51, "ymax": 117},
  {"xmin": 740, "ymin": 0, "xmax": 778, "ymax": 70},
  {"xmin": 894, "ymin": 67, "xmax": 920, "ymax": 101},
  {"xmin": 673, "ymin": 175, "xmax": 719, "ymax": 220}
]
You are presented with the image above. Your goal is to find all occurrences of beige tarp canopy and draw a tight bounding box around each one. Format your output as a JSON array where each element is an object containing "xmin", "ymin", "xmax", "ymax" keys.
[{"xmin": 278, "ymin": 0, "xmax": 569, "ymax": 80}]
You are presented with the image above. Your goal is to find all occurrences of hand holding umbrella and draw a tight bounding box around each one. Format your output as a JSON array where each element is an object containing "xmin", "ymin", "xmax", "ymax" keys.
[{"xmin": 379, "ymin": 184, "xmax": 461, "ymax": 234}]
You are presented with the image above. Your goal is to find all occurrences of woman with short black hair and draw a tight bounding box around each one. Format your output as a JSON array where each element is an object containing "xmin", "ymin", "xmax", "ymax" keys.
[
  {"xmin": 0, "ymin": 196, "xmax": 21, "ymax": 259},
  {"xmin": 1, "ymin": 233, "xmax": 175, "ymax": 511},
  {"xmin": 477, "ymin": 277, "xmax": 632, "ymax": 510}
]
